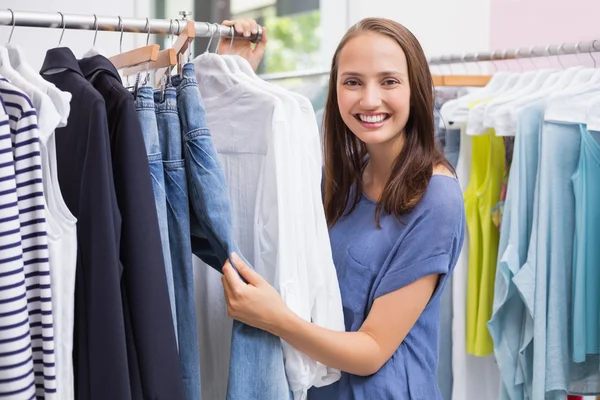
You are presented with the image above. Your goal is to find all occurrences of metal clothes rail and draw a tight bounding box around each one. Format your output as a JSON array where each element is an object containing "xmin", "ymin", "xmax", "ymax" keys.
[
  {"xmin": 260, "ymin": 38, "xmax": 600, "ymax": 81},
  {"xmin": 429, "ymin": 39, "xmax": 600, "ymax": 65},
  {"xmin": 0, "ymin": 9, "xmax": 261, "ymax": 42}
]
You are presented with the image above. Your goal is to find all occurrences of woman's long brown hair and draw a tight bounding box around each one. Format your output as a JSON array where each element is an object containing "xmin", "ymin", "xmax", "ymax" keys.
[{"xmin": 323, "ymin": 18, "xmax": 452, "ymax": 227}]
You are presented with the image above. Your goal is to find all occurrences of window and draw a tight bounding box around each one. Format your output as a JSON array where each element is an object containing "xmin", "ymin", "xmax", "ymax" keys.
[{"xmin": 231, "ymin": 1, "xmax": 321, "ymax": 74}]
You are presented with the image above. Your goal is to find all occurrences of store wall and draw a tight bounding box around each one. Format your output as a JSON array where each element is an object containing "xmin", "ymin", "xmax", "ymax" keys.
[
  {"xmin": 320, "ymin": 0, "xmax": 491, "ymax": 68},
  {"xmin": 0, "ymin": 0, "xmax": 149, "ymax": 70},
  {"xmin": 490, "ymin": 0, "xmax": 599, "ymax": 49}
]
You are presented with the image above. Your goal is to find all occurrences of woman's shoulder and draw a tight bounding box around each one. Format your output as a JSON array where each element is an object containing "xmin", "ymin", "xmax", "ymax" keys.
[{"xmin": 416, "ymin": 172, "xmax": 464, "ymax": 225}]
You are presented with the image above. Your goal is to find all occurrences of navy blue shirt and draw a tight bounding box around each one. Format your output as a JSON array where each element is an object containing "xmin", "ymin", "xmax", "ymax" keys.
[
  {"xmin": 309, "ymin": 175, "xmax": 465, "ymax": 399},
  {"xmin": 40, "ymin": 48, "xmax": 132, "ymax": 400},
  {"xmin": 78, "ymin": 55, "xmax": 184, "ymax": 400}
]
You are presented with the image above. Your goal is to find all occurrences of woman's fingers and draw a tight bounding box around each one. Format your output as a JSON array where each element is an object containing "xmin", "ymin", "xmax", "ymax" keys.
[
  {"xmin": 234, "ymin": 20, "xmax": 245, "ymax": 35},
  {"xmin": 230, "ymin": 253, "xmax": 264, "ymax": 286}
]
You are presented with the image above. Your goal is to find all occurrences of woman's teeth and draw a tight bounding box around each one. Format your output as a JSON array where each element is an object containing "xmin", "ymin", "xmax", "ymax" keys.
[{"xmin": 358, "ymin": 114, "xmax": 388, "ymax": 123}]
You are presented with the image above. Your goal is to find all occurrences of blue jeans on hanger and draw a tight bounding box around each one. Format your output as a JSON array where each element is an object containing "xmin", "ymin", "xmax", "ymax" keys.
[
  {"xmin": 154, "ymin": 86, "xmax": 201, "ymax": 400},
  {"xmin": 134, "ymin": 86, "xmax": 178, "ymax": 343},
  {"xmin": 176, "ymin": 62, "xmax": 291, "ymax": 400}
]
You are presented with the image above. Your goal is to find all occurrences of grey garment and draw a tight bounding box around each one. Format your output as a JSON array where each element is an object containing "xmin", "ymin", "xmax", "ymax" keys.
[
  {"xmin": 437, "ymin": 128, "xmax": 460, "ymax": 400},
  {"xmin": 445, "ymin": 128, "xmax": 461, "ymax": 169}
]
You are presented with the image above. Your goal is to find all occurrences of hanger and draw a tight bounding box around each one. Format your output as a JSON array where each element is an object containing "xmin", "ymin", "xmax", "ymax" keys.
[
  {"xmin": 431, "ymin": 53, "xmax": 493, "ymax": 87},
  {"xmin": 226, "ymin": 26, "xmax": 259, "ymax": 78},
  {"xmin": 83, "ymin": 14, "xmax": 104, "ymax": 58},
  {"xmin": 7, "ymin": 8, "xmax": 16, "ymax": 44},
  {"xmin": 109, "ymin": 16, "xmax": 160, "ymax": 70},
  {"xmin": 432, "ymin": 75, "xmax": 492, "ymax": 87},
  {"xmin": 122, "ymin": 19, "xmax": 177, "ymax": 78},
  {"xmin": 589, "ymin": 40, "xmax": 598, "ymax": 68},
  {"xmin": 56, "ymin": 12, "xmax": 67, "ymax": 47},
  {"xmin": 154, "ymin": 19, "xmax": 195, "ymax": 83}
]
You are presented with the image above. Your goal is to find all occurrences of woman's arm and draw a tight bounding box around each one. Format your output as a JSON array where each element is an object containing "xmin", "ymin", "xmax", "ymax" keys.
[{"xmin": 222, "ymin": 253, "xmax": 439, "ymax": 376}]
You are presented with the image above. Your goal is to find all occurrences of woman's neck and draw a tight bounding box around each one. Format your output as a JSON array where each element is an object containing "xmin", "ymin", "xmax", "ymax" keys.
[{"xmin": 363, "ymin": 135, "xmax": 405, "ymax": 200}]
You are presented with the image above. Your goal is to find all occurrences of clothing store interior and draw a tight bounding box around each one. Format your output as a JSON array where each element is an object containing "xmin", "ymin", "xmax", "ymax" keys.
[{"xmin": 0, "ymin": 0, "xmax": 598, "ymax": 399}]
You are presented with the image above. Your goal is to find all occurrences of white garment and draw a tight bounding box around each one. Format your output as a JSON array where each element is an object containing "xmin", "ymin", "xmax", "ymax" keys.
[
  {"xmin": 6, "ymin": 44, "xmax": 72, "ymax": 128},
  {"xmin": 452, "ymin": 124, "xmax": 500, "ymax": 400},
  {"xmin": 4, "ymin": 49, "xmax": 77, "ymax": 400},
  {"xmin": 193, "ymin": 53, "xmax": 344, "ymax": 400},
  {"xmin": 442, "ymin": 72, "xmax": 514, "ymax": 126},
  {"xmin": 465, "ymin": 74, "xmax": 521, "ymax": 135},
  {"xmin": 192, "ymin": 53, "xmax": 290, "ymax": 400},
  {"xmin": 221, "ymin": 55, "xmax": 344, "ymax": 399},
  {"xmin": 41, "ymin": 133, "xmax": 77, "ymax": 400}
]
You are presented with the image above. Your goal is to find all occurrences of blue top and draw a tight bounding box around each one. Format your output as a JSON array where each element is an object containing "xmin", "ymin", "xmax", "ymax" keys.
[
  {"xmin": 572, "ymin": 126, "xmax": 600, "ymax": 362},
  {"xmin": 308, "ymin": 175, "xmax": 465, "ymax": 400}
]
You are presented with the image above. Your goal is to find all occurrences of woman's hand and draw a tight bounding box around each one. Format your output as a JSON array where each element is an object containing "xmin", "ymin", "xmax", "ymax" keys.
[
  {"xmin": 218, "ymin": 19, "xmax": 268, "ymax": 72},
  {"xmin": 222, "ymin": 253, "xmax": 289, "ymax": 334}
]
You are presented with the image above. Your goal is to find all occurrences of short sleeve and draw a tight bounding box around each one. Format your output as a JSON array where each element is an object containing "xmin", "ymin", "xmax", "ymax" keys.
[{"xmin": 374, "ymin": 178, "xmax": 465, "ymax": 300}]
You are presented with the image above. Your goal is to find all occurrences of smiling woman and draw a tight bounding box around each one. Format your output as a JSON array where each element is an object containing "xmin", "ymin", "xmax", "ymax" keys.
[
  {"xmin": 324, "ymin": 19, "xmax": 453, "ymax": 226},
  {"xmin": 219, "ymin": 17, "xmax": 466, "ymax": 400}
]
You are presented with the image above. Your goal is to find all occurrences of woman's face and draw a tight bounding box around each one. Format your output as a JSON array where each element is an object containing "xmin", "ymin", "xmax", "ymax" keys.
[{"xmin": 336, "ymin": 31, "xmax": 411, "ymax": 148}]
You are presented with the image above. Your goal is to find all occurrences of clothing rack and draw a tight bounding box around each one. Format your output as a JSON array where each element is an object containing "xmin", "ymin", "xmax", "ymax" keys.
[
  {"xmin": 429, "ymin": 39, "xmax": 600, "ymax": 65},
  {"xmin": 0, "ymin": 9, "xmax": 261, "ymax": 42},
  {"xmin": 260, "ymin": 38, "xmax": 600, "ymax": 82}
]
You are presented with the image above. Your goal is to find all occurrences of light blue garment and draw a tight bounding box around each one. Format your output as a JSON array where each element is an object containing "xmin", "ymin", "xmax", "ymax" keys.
[
  {"xmin": 437, "ymin": 127, "xmax": 460, "ymax": 400},
  {"xmin": 522, "ymin": 120, "xmax": 600, "ymax": 400},
  {"xmin": 180, "ymin": 63, "xmax": 291, "ymax": 400},
  {"xmin": 572, "ymin": 126, "xmax": 600, "ymax": 363},
  {"xmin": 489, "ymin": 102, "xmax": 543, "ymax": 400},
  {"xmin": 158, "ymin": 71, "xmax": 203, "ymax": 400},
  {"xmin": 134, "ymin": 86, "xmax": 178, "ymax": 342}
]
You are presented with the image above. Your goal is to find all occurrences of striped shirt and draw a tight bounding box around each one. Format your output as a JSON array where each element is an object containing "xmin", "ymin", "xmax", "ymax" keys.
[
  {"xmin": 0, "ymin": 95, "xmax": 37, "ymax": 399},
  {"xmin": 0, "ymin": 77, "xmax": 56, "ymax": 399}
]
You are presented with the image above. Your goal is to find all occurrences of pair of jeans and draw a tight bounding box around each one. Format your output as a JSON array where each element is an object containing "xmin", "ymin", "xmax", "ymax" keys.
[
  {"xmin": 134, "ymin": 86, "xmax": 179, "ymax": 343},
  {"xmin": 154, "ymin": 86, "xmax": 202, "ymax": 400},
  {"xmin": 176, "ymin": 63, "xmax": 291, "ymax": 400}
]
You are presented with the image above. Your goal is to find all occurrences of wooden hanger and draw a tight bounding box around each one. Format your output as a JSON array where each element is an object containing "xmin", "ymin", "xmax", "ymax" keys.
[
  {"xmin": 122, "ymin": 48, "xmax": 177, "ymax": 77},
  {"xmin": 155, "ymin": 20, "xmax": 196, "ymax": 83},
  {"xmin": 432, "ymin": 75, "xmax": 492, "ymax": 87},
  {"xmin": 109, "ymin": 17, "xmax": 160, "ymax": 70},
  {"xmin": 110, "ymin": 44, "xmax": 160, "ymax": 70}
]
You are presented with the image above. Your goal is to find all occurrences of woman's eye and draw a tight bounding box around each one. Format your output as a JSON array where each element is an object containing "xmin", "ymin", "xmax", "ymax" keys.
[
  {"xmin": 343, "ymin": 80, "xmax": 360, "ymax": 86},
  {"xmin": 383, "ymin": 79, "xmax": 399, "ymax": 86}
]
